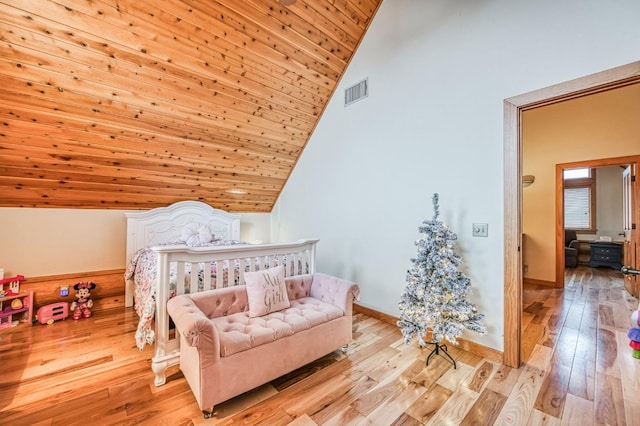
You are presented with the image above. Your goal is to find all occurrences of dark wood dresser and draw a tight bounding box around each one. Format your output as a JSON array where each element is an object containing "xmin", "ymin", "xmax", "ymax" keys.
[{"xmin": 589, "ymin": 241, "xmax": 623, "ymax": 270}]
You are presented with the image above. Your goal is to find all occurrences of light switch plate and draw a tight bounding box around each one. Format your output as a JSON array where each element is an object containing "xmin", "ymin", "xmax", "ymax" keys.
[{"xmin": 473, "ymin": 223, "xmax": 488, "ymax": 237}]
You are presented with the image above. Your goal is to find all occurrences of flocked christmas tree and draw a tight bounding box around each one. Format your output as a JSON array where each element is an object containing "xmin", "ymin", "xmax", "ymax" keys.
[{"xmin": 397, "ymin": 193, "xmax": 487, "ymax": 368}]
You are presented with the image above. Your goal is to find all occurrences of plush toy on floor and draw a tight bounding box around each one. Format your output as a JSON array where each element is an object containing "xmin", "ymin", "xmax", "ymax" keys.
[
  {"xmin": 70, "ymin": 281, "xmax": 96, "ymax": 320},
  {"xmin": 628, "ymin": 310, "xmax": 640, "ymax": 359}
]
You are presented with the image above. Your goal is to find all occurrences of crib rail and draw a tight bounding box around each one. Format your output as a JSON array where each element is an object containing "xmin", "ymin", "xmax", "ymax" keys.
[{"xmin": 154, "ymin": 239, "xmax": 317, "ymax": 291}]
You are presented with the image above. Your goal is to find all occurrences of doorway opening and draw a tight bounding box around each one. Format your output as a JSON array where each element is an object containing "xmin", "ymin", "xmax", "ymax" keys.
[{"xmin": 503, "ymin": 62, "xmax": 640, "ymax": 368}]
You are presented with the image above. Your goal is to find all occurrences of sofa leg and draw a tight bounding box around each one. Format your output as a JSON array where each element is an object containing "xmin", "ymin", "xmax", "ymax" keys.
[
  {"xmin": 340, "ymin": 344, "xmax": 348, "ymax": 353},
  {"xmin": 203, "ymin": 407, "xmax": 215, "ymax": 419}
]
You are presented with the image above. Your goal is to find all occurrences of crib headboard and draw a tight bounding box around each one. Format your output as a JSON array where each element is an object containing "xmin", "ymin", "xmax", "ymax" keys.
[{"xmin": 124, "ymin": 201, "xmax": 241, "ymax": 266}]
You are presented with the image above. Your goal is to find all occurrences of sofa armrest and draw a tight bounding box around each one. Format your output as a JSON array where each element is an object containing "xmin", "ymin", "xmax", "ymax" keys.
[
  {"xmin": 310, "ymin": 273, "xmax": 360, "ymax": 316},
  {"xmin": 568, "ymin": 240, "xmax": 580, "ymax": 250},
  {"xmin": 167, "ymin": 295, "xmax": 220, "ymax": 364}
]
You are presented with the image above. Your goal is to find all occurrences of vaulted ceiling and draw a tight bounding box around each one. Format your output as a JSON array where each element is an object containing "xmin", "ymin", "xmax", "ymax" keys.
[{"xmin": 0, "ymin": 0, "xmax": 381, "ymax": 212}]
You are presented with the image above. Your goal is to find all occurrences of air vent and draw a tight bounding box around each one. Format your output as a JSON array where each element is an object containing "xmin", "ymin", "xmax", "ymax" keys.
[{"xmin": 344, "ymin": 78, "xmax": 368, "ymax": 106}]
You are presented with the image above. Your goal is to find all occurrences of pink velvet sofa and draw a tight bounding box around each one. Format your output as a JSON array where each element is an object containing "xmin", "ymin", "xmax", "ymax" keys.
[{"xmin": 166, "ymin": 273, "xmax": 360, "ymax": 417}]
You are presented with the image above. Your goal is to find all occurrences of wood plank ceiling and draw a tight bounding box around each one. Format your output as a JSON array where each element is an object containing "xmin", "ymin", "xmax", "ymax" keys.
[{"xmin": 0, "ymin": 0, "xmax": 381, "ymax": 212}]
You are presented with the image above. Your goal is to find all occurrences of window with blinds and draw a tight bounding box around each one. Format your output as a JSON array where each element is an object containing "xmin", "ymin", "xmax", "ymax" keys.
[
  {"xmin": 563, "ymin": 167, "xmax": 596, "ymax": 232},
  {"xmin": 564, "ymin": 187, "xmax": 590, "ymax": 229}
]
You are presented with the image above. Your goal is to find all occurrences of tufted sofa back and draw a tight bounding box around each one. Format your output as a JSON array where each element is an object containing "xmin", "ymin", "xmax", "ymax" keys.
[
  {"xmin": 185, "ymin": 274, "xmax": 316, "ymax": 319},
  {"xmin": 284, "ymin": 274, "xmax": 314, "ymax": 300},
  {"xmin": 188, "ymin": 286, "xmax": 249, "ymax": 319}
]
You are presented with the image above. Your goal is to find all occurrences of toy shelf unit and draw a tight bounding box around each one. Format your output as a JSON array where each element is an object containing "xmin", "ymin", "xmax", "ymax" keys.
[{"xmin": 0, "ymin": 275, "xmax": 33, "ymax": 330}]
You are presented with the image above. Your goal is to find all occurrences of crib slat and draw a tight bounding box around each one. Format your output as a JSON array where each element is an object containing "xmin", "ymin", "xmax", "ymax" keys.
[
  {"xmin": 282, "ymin": 254, "xmax": 288, "ymax": 276},
  {"xmin": 293, "ymin": 252, "xmax": 298, "ymax": 276},
  {"xmin": 238, "ymin": 258, "xmax": 246, "ymax": 286},
  {"xmin": 302, "ymin": 251, "xmax": 308, "ymax": 274},
  {"xmin": 215, "ymin": 260, "xmax": 224, "ymax": 289},
  {"xmin": 203, "ymin": 262, "xmax": 212, "ymax": 291},
  {"xmin": 227, "ymin": 259, "xmax": 235, "ymax": 287},
  {"xmin": 190, "ymin": 263, "xmax": 198, "ymax": 294},
  {"xmin": 284, "ymin": 253, "xmax": 290, "ymax": 276},
  {"xmin": 176, "ymin": 262, "xmax": 185, "ymax": 296}
]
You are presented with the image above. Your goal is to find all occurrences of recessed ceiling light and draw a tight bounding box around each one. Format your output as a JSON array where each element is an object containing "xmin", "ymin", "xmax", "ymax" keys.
[{"xmin": 226, "ymin": 189, "xmax": 247, "ymax": 195}]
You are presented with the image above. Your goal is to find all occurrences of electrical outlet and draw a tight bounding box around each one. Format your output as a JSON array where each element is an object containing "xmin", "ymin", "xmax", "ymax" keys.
[
  {"xmin": 524, "ymin": 265, "xmax": 529, "ymax": 273},
  {"xmin": 472, "ymin": 223, "xmax": 488, "ymax": 237}
]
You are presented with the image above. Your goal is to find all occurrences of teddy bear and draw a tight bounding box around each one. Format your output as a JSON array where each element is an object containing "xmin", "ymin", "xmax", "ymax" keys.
[{"xmin": 70, "ymin": 281, "xmax": 96, "ymax": 320}]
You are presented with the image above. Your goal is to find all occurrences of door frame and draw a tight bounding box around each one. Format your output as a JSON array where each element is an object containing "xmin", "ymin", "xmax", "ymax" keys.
[
  {"xmin": 503, "ymin": 61, "xmax": 640, "ymax": 368},
  {"xmin": 554, "ymin": 156, "xmax": 640, "ymax": 287},
  {"xmin": 622, "ymin": 164, "xmax": 638, "ymax": 296}
]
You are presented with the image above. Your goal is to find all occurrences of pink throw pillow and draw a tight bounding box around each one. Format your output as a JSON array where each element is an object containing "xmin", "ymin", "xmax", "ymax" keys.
[{"xmin": 245, "ymin": 265, "xmax": 290, "ymax": 317}]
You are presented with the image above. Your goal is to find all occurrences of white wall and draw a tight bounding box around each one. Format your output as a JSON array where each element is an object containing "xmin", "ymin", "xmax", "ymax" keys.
[{"xmin": 271, "ymin": 0, "xmax": 640, "ymax": 351}]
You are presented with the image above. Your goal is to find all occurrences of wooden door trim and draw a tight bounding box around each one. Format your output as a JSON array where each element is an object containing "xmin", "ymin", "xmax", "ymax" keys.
[
  {"xmin": 622, "ymin": 163, "xmax": 638, "ymax": 296},
  {"xmin": 503, "ymin": 61, "xmax": 640, "ymax": 368}
]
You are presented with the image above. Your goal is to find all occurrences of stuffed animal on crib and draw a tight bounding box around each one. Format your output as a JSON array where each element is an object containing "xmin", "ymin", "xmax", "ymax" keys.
[{"xmin": 70, "ymin": 281, "xmax": 96, "ymax": 320}]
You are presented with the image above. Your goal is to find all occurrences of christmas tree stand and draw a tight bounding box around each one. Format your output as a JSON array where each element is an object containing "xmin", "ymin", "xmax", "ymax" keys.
[{"xmin": 426, "ymin": 341, "xmax": 457, "ymax": 369}]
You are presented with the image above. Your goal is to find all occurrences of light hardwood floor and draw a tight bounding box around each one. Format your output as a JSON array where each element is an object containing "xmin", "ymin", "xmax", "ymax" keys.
[{"xmin": 0, "ymin": 265, "xmax": 638, "ymax": 425}]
